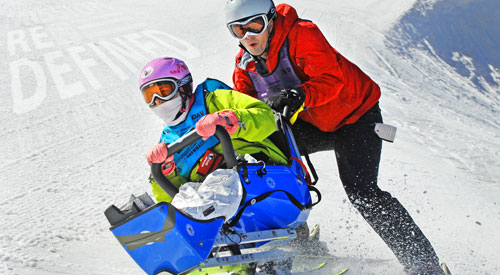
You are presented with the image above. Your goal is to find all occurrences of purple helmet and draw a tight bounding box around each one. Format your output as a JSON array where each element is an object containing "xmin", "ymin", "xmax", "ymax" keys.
[
  {"xmin": 139, "ymin": 57, "xmax": 191, "ymax": 87},
  {"xmin": 139, "ymin": 57, "xmax": 194, "ymax": 108}
]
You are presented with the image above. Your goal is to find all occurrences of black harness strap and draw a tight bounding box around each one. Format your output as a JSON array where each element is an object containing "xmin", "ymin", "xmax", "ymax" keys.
[
  {"xmin": 301, "ymin": 148, "xmax": 319, "ymax": 185},
  {"xmin": 227, "ymin": 189, "xmax": 315, "ymax": 228},
  {"xmin": 307, "ymin": 185, "xmax": 321, "ymax": 207}
]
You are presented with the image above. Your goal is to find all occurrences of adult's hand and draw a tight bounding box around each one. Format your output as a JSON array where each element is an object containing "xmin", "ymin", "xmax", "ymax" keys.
[{"xmin": 264, "ymin": 87, "xmax": 305, "ymax": 118}]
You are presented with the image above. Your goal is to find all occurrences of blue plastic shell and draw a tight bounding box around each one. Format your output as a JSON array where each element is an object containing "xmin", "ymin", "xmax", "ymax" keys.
[{"xmin": 111, "ymin": 203, "xmax": 224, "ymax": 275}]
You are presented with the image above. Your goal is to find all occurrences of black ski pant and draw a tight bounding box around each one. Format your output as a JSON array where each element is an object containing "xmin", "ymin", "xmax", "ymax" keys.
[{"xmin": 291, "ymin": 103, "xmax": 440, "ymax": 270}]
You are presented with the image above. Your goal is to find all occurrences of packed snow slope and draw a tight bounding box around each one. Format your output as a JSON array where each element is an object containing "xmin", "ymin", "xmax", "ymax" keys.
[{"xmin": 1, "ymin": 0, "xmax": 499, "ymax": 274}]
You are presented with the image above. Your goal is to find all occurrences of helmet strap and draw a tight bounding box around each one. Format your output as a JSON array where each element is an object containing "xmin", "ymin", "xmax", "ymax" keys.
[
  {"xmin": 174, "ymin": 84, "xmax": 194, "ymax": 120},
  {"xmin": 263, "ymin": 25, "xmax": 274, "ymax": 56}
]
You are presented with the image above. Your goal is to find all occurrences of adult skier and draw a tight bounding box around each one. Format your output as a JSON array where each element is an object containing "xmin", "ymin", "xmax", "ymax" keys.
[
  {"xmin": 140, "ymin": 57, "xmax": 287, "ymax": 203},
  {"xmin": 224, "ymin": 0, "xmax": 447, "ymax": 274}
]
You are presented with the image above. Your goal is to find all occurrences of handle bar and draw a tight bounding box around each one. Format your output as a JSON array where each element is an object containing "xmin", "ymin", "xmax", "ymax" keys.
[
  {"xmin": 282, "ymin": 106, "xmax": 291, "ymax": 120},
  {"xmin": 151, "ymin": 126, "xmax": 237, "ymax": 198}
]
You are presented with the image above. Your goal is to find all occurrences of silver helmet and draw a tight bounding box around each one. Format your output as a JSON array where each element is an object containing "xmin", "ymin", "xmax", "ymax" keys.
[{"xmin": 224, "ymin": 0, "xmax": 276, "ymax": 25}]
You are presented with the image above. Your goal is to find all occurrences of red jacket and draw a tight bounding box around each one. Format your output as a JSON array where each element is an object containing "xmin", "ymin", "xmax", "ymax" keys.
[{"xmin": 232, "ymin": 4, "xmax": 381, "ymax": 132}]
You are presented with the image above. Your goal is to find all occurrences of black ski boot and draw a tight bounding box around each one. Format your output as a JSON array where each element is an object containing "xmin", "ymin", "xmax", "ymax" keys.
[{"xmin": 407, "ymin": 262, "xmax": 452, "ymax": 275}]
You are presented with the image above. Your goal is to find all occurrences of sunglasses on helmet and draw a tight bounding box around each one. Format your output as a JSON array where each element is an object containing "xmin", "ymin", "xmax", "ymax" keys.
[
  {"xmin": 227, "ymin": 14, "xmax": 269, "ymax": 40},
  {"xmin": 141, "ymin": 74, "xmax": 192, "ymax": 107}
]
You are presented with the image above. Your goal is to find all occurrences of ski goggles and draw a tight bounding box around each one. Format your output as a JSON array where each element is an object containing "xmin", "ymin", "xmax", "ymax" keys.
[
  {"xmin": 141, "ymin": 74, "xmax": 192, "ymax": 106},
  {"xmin": 227, "ymin": 14, "xmax": 269, "ymax": 40}
]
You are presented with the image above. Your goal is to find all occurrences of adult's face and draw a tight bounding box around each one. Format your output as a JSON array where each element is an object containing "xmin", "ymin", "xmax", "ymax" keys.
[{"xmin": 238, "ymin": 21, "xmax": 273, "ymax": 58}]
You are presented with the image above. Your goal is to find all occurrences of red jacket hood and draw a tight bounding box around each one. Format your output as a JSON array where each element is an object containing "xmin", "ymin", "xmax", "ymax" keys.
[
  {"xmin": 266, "ymin": 4, "xmax": 298, "ymax": 70},
  {"xmin": 269, "ymin": 4, "xmax": 298, "ymax": 54}
]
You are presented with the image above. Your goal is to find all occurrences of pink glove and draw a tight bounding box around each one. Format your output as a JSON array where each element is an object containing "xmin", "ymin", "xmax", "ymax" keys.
[
  {"xmin": 146, "ymin": 143, "xmax": 176, "ymax": 176},
  {"xmin": 195, "ymin": 110, "xmax": 239, "ymax": 140}
]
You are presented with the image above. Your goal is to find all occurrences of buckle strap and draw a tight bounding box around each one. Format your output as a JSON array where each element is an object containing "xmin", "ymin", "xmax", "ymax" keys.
[
  {"xmin": 227, "ymin": 190, "xmax": 309, "ymax": 228},
  {"xmin": 301, "ymin": 148, "xmax": 319, "ymax": 185}
]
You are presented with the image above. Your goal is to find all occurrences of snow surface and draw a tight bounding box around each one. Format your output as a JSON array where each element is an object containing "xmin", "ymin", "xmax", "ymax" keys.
[{"xmin": 1, "ymin": 0, "xmax": 499, "ymax": 274}]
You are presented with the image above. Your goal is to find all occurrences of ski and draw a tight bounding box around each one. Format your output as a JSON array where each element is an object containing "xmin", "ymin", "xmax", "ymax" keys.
[{"xmin": 441, "ymin": 263, "xmax": 452, "ymax": 275}]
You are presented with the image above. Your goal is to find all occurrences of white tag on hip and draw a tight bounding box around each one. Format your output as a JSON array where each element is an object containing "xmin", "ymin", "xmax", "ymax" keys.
[{"xmin": 374, "ymin": 123, "xmax": 397, "ymax": 143}]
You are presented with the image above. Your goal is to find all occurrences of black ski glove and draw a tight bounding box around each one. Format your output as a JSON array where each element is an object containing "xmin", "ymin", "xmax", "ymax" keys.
[{"xmin": 264, "ymin": 87, "xmax": 306, "ymax": 118}]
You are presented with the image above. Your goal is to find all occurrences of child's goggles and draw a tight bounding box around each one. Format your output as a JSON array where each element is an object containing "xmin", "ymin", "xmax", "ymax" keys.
[
  {"xmin": 141, "ymin": 74, "xmax": 192, "ymax": 106},
  {"xmin": 227, "ymin": 14, "xmax": 269, "ymax": 40}
]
